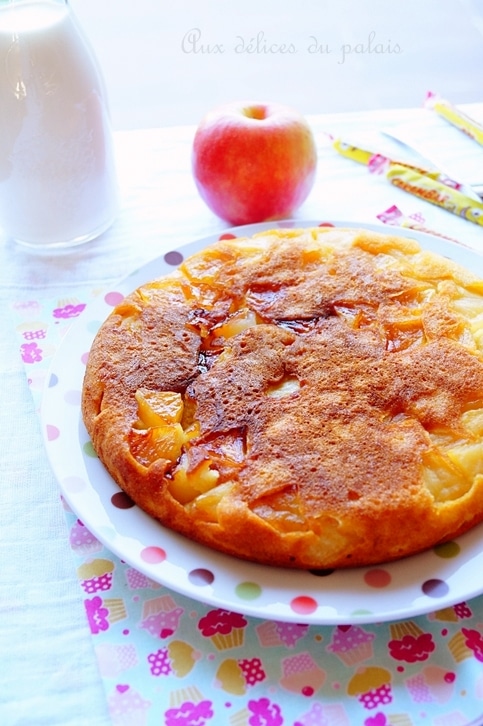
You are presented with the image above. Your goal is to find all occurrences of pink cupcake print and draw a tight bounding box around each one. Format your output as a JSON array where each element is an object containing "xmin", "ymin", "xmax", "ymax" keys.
[
  {"xmin": 53, "ymin": 298, "xmax": 86, "ymax": 319},
  {"xmin": 280, "ymin": 652, "xmax": 326, "ymax": 696},
  {"xmin": 84, "ymin": 596, "xmax": 127, "ymax": 635},
  {"xmin": 248, "ymin": 698, "xmax": 283, "ymax": 726},
  {"xmin": 326, "ymin": 625, "xmax": 375, "ymax": 666},
  {"xmin": 77, "ymin": 558, "xmax": 115, "ymax": 593},
  {"xmin": 165, "ymin": 686, "xmax": 213, "ymax": 726},
  {"xmin": 453, "ymin": 602, "xmax": 473, "ymax": 619},
  {"xmin": 147, "ymin": 640, "xmax": 200, "ymax": 678},
  {"xmin": 197, "ymin": 608, "xmax": 248, "ymax": 650},
  {"xmin": 347, "ymin": 666, "xmax": 392, "ymax": 709},
  {"xmin": 12, "ymin": 299, "xmax": 41, "ymax": 319},
  {"xmin": 388, "ymin": 621, "xmax": 435, "ymax": 663},
  {"xmin": 20, "ymin": 341, "xmax": 43, "ymax": 364},
  {"xmin": 389, "ymin": 621, "xmax": 423, "ymax": 639},
  {"xmin": 229, "ymin": 698, "xmax": 283, "ymax": 726},
  {"xmin": 85, "ymin": 596, "xmax": 109, "ymax": 635},
  {"xmin": 139, "ymin": 594, "xmax": 184, "ymax": 638},
  {"xmin": 405, "ymin": 665, "xmax": 456, "ymax": 704},
  {"xmin": 16, "ymin": 320, "xmax": 48, "ymax": 342},
  {"xmin": 215, "ymin": 657, "xmax": 266, "ymax": 695},
  {"xmin": 256, "ymin": 620, "xmax": 309, "ymax": 649},
  {"xmin": 108, "ymin": 684, "xmax": 151, "ymax": 726},
  {"xmin": 429, "ymin": 601, "xmax": 473, "ymax": 623},
  {"xmin": 95, "ymin": 643, "xmax": 138, "ymax": 678},
  {"xmin": 294, "ymin": 702, "xmax": 351, "ymax": 726},
  {"xmin": 125, "ymin": 567, "xmax": 161, "ymax": 590},
  {"xmin": 460, "ymin": 627, "xmax": 483, "ymax": 661},
  {"xmin": 69, "ymin": 519, "xmax": 103, "ymax": 556},
  {"xmin": 103, "ymin": 598, "xmax": 127, "ymax": 625}
]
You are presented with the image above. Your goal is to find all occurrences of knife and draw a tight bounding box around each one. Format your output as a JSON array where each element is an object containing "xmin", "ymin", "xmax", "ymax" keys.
[{"xmin": 381, "ymin": 128, "xmax": 483, "ymax": 201}]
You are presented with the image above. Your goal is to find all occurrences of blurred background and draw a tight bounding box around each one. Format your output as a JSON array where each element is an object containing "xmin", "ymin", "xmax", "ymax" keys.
[{"xmin": 69, "ymin": 0, "xmax": 483, "ymax": 131}]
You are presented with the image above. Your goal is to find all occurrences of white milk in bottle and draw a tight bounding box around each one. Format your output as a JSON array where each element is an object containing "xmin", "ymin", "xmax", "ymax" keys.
[{"xmin": 0, "ymin": 0, "xmax": 118, "ymax": 249}]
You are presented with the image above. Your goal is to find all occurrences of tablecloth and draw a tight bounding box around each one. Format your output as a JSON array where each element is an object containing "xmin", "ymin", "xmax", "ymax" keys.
[{"xmin": 2, "ymin": 105, "xmax": 483, "ymax": 726}]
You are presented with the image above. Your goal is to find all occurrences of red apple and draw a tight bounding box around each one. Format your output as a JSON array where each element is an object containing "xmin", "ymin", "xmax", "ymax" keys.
[{"xmin": 191, "ymin": 101, "xmax": 317, "ymax": 226}]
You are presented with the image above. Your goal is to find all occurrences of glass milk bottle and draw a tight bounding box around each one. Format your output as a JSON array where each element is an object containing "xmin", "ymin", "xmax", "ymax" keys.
[{"xmin": 0, "ymin": 0, "xmax": 118, "ymax": 250}]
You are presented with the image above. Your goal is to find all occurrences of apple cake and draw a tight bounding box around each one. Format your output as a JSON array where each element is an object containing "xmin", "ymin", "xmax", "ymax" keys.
[{"xmin": 81, "ymin": 226, "xmax": 483, "ymax": 569}]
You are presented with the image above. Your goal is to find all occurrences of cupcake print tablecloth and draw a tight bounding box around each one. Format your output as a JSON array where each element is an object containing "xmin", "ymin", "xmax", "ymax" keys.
[{"xmin": 12, "ymin": 293, "xmax": 483, "ymax": 726}]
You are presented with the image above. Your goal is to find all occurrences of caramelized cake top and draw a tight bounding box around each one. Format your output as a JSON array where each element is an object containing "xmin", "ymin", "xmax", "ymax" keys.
[{"xmin": 82, "ymin": 227, "xmax": 483, "ymax": 568}]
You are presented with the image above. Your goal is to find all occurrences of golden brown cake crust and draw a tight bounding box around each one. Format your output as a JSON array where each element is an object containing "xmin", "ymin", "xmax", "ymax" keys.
[{"xmin": 81, "ymin": 227, "xmax": 483, "ymax": 569}]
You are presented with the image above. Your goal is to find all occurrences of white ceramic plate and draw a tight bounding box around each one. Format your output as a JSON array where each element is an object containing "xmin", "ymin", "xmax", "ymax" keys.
[{"xmin": 41, "ymin": 219, "xmax": 483, "ymax": 624}]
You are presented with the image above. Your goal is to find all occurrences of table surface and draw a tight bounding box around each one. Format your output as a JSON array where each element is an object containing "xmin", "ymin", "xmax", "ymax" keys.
[{"xmin": 3, "ymin": 105, "xmax": 483, "ymax": 726}]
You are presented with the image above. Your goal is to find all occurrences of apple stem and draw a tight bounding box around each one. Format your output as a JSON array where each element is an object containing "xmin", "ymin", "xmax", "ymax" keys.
[{"xmin": 243, "ymin": 105, "xmax": 267, "ymax": 121}]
